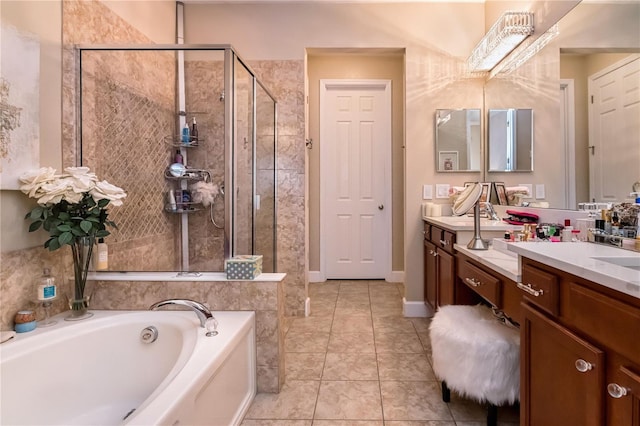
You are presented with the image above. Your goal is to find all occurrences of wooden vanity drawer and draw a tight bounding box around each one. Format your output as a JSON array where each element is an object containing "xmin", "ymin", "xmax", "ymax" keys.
[
  {"xmin": 437, "ymin": 230, "xmax": 456, "ymax": 253},
  {"xmin": 567, "ymin": 283, "xmax": 640, "ymax": 363},
  {"xmin": 458, "ymin": 260, "xmax": 501, "ymax": 306},
  {"xmin": 520, "ymin": 263, "xmax": 559, "ymax": 317},
  {"xmin": 423, "ymin": 223, "xmax": 431, "ymax": 241}
]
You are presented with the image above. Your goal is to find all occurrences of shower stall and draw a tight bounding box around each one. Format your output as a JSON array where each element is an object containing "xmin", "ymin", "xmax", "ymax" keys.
[{"xmin": 76, "ymin": 45, "xmax": 277, "ymax": 273}]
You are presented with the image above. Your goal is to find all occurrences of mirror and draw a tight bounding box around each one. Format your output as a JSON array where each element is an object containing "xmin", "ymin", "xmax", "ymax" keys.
[
  {"xmin": 435, "ymin": 109, "xmax": 481, "ymax": 172},
  {"xmin": 483, "ymin": 1, "xmax": 640, "ymax": 209},
  {"xmin": 487, "ymin": 109, "xmax": 533, "ymax": 172}
]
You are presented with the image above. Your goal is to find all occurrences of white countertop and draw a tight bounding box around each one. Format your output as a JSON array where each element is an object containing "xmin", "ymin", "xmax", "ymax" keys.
[
  {"xmin": 455, "ymin": 244, "xmax": 521, "ymax": 282},
  {"xmin": 508, "ymin": 242, "xmax": 640, "ymax": 300},
  {"xmin": 424, "ymin": 216, "xmax": 523, "ymax": 232}
]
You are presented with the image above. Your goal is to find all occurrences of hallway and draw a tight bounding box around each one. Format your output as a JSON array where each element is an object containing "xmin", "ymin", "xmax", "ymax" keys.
[{"xmin": 242, "ymin": 280, "xmax": 519, "ymax": 425}]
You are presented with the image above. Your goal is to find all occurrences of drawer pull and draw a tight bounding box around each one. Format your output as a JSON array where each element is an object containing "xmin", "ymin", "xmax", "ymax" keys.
[
  {"xmin": 607, "ymin": 383, "xmax": 629, "ymax": 399},
  {"xmin": 465, "ymin": 277, "xmax": 481, "ymax": 287},
  {"xmin": 575, "ymin": 359, "xmax": 594, "ymax": 373},
  {"xmin": 517, "ymin": 282, "xmax": 544, "ymax": 297},
  {"xmin": 439, "ymin": 239, "xmax": 449, "ymax": 246}
]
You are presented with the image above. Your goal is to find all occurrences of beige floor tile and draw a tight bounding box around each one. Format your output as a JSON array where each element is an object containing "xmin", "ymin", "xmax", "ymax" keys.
[
  {"xmin": 408, "ymin": 317, "xmax": 432, "ymax": 333},
  {"xmin": 328, "ymin": 332, "xmax": 375, "ymax": 353},
  {"xmin": 339, "ymin": 282, "xmax": 371, "ymax": 293},
  {"xmin": 374, "ymin": 332, "xmax": 424, "ymax": 353},
  {"xmin": 447, "ymin": 392, "xmax": 519, "ymax": 424},
  {"xmin": 335, "ymin": 306, "xmax": 374, "ymax": 317},
  {"xmin": 336, "ymin": 300, "xmax": 371, "ymax": 311},
  {"xmin": 245, "ymin": 380, "xmax": 320, "ymax": 420},
  {"xmin": 383, "ymin": 422, "xmax": 455, "ymax": 426},
  {"xmin": 380, "ymin": 381, "xmax": 453, "ymax": 421},
  {"xmin": 331, "ymin": 316, "xmax": 373, "ymax": 334},
  {"xmin": 416, "ymin": 331, "xmax": 432, "ymax": 354},
  {"xmin": 312, "ymin": 420, "xmax": 383, "ymax": 425},
  {"xmin": 315, "ymin": 381, "xmax": 383, "ymax": 420},
  {"xmin": 372, "ymin": 316, "xmax": 417, "ymax": 333},
  {"xmin": 286, "ymin": 331, "xmax": 330, "ymax": 352},
  {"xmin": 377, "ymin": 353, "xmax": 436, "ymax": 381},
  {"xmin": 242, "ymin": 420, "xmax": 312, "ymax": 426},
  {"xmin": 289, "ymin": 315, "xmax": 334, "ymax": 333},
  {"xmin": 286, "ymin": 352, "xmax": 326, "ymax": 380},
  {"xmin": 371, "ymin": 305, "xmax": 404, "ymax": 317},
  {"xmin": 322, "ymin": 352, "xmax": 378, "ymax": 380}
]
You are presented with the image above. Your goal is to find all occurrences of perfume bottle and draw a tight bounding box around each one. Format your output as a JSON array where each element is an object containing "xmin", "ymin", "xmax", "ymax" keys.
[{"xmin": 36, "ymin": 268, "xmax": 57, "ymax": 327}]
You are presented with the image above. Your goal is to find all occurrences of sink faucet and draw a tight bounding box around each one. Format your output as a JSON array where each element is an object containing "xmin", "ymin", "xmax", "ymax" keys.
[
  {"xmin": 149, "ymin": 299, "xmax": 218, "ymax": 336},
  {"xmin": 481, "ymin": 202, "xmax": 501, "ymax": 221}
]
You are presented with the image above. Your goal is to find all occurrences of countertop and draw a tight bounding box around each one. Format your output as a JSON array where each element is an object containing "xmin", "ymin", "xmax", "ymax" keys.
[
  {"xmin": 455, "ymin": 243, "xmax": 520, "ymax": 282},
  {"xmin": 424, "ymin": 216, "xmax": 523, "ymax": 232},
  {"xmin": 508, "ymin": 241, "xmax": 640, "ymax": 300}
]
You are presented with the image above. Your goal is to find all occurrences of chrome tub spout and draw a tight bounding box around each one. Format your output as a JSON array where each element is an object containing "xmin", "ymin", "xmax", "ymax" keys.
[{"xmin": 149, "ymin": 299, "xmax": 218, "ymax": 336}]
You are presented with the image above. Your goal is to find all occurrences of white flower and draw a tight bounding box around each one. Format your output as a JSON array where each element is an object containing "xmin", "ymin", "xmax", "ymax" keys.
[
  {"xmin": 90, "ymin": 180, "xmax": 127, "ymax": 206},
  {"xmin": 63, "ymin": 167, "xmax": 98, "ymax": 193},
  {"xmin": 19, "ymin": 167, "xmax": 59, "ymax": 198}
]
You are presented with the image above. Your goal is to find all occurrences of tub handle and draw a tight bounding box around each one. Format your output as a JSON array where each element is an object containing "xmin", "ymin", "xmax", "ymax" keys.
[{"xmin": 141, "ymin": 326, "xmax": 158, "ymax": 343}]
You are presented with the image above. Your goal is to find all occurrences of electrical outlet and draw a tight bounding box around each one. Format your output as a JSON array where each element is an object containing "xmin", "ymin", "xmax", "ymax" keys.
[
  {"xmin": 519, "ymin": 184, "xmax": 533, "ymax": 199},
  {"xmin": 436, "ymin": 184, "xmax": 450, "ymax": 199},
  {"xmin": 535, "ymin": 184, "xmax": 545, "ymax": 199},
  {"xmin": 423, "ymin": 184, "xmax": 433, "ymax": 200}
]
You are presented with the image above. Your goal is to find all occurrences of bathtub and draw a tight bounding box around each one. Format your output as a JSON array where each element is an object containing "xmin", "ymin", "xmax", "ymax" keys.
[{"xmin": 0, "ymin": 310, "xmax": 256, "ymax": 425}]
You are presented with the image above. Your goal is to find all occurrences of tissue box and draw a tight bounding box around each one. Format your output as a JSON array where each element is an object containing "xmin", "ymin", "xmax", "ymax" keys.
[{"xmin": 225, "ymin": 255, "xmax": 263, "ymax": 280}]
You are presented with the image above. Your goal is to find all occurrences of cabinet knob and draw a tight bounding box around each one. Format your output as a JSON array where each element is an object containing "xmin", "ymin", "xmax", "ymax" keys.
[
  {"xmin": 575, "ymin": 359, "xmax": 594, "ymax": 373},
  {"xmin": 439, "ymin": 239, "xmax": 449, "ymax": 246},
  {"xmin": 607, "ymin": 383, "xmax": 629, "ymax": 399},
  {"xmin": 429, "ymin": 250, "xmax": 438, "ymax": 257}
]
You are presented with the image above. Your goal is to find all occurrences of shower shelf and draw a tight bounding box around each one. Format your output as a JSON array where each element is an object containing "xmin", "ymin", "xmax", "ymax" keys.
[
  {"xmin": 164, "ymin": 135, "xmax": 205, "ymax": 148},
  {"xmin": 164, "ymin": 167, "xmax": 211, "ymax": 182},
  {"xmin": 165, "ymin": 202, "xmax": 202, "ymax": 214}
]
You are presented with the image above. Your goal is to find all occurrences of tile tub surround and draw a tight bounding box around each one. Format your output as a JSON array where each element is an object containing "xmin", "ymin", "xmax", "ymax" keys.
[
  {"xmin": 242, "ymin": 280, "xmax": 520, "ymax": 424},
  {"xmin": 90, "ymin": 275, "xmax": 287, "ymax": 393}
]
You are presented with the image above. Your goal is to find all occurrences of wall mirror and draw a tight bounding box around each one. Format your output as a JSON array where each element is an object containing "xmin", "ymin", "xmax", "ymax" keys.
[
  {"xmin": 487, "ymin": 109, "xmax": 533, "ymax": 172},
  {"xmin": 435, "ymin": 109, "xmax": 481, "ymax": 172}
]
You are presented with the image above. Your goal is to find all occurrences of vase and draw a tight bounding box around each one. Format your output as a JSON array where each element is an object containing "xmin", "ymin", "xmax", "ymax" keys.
[{"xmin": 66, "ymin": 235, "xmax": 95, "ymax": 321}]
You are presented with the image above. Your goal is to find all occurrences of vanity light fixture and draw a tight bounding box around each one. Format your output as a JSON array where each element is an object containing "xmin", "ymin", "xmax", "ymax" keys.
[{"xmin": 467, "ymin": 11, "xmax": 534, "ymax": 72}]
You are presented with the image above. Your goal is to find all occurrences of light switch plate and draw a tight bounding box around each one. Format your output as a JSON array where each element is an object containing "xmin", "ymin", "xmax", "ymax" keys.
[
  {"xmin": 423, "ymin": 184, "xmax": 433, "ymax": 200},
  {"xmin": 519, "ymin": 184, "xmax": 533, "ymax": 199},
  {"xmin": 436, "ymin": 184, "xmax": 450, "ymax": 199},
  {"xmin": 535, "ymin": 184, "xmax": 545, "ymax": 199}
]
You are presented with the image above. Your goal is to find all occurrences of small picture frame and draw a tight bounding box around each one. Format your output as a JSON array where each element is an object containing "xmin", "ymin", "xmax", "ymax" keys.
[
  {"xmin": 438, "ymin": 151, "xmax": 459, "ymax": 171},
  {"xmin": 479, "ymin": 182, "xmax": 491, "ymax": 203},
  {"xmin": 494, "ymin": 182, "xmax": 508, "ymax": 205}
]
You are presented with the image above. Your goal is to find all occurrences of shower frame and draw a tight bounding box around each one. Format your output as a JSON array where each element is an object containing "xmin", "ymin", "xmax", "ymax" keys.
[{"xmin": 74, "ymin": 44, "xmax": 278, "ymax": 272}]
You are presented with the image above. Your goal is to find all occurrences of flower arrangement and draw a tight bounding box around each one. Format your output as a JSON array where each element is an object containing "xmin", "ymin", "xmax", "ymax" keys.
[{"xmin": 20, "ymin": 166, "xmax": 126, "ymax": 317}]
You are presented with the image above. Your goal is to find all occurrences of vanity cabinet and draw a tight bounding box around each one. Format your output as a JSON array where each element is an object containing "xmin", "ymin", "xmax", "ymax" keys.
[
  {"xmin": 423, "ymin": 223, "xmax": 456, "ymax": 309},
  {"xmin": 520, "ymin": 258, "xmax": 640, "ymax": 426}
]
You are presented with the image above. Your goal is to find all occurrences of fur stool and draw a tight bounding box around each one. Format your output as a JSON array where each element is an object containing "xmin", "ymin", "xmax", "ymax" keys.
[{"xmin": 429, "ymin": 304, "xmax": 520, "ymax": 426}]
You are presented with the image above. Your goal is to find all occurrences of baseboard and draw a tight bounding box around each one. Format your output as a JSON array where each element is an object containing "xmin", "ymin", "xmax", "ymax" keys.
[
  {"xmin": 388, "ymin": 270, "xmax": 404, "ymax": 282},
  {"xmin": 403, "ymin": 297, "xmax": 432, "ymax": 318},
  {"xmin": 308, "ymin": 271, "xmax": 325, "ymax": 283},
  {"xmin": 305, "ymin": 297, "xmax": 311, "ymax": 317}
]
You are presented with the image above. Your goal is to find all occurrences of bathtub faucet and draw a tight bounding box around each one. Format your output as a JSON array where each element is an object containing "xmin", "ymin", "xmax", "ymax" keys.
[{"xmin": 149, "ymin": 299, "xmax": 218, "ymax": 336}]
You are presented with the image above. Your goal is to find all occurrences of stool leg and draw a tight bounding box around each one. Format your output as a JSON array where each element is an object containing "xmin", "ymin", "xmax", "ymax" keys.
[
  {"xmin": 441, "ymin": 381, "xmax": 450, "ymax": 403},
  {"xmin": 487, "ymin": 404, "xmax": 497, "ymax": 426}
]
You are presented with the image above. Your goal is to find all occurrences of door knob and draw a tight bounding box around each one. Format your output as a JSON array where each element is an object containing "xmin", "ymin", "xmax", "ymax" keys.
[{"xmin": 378, "ymin": 204, "xmax": 384, "ymax": 210}]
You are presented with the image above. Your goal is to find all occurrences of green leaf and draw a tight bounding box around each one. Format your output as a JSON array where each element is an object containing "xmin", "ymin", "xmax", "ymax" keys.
[
  {"xmin": 95, "ymin": 230, "xmax": 110, "ymax": 238},
  {"xmin": 86, "ymin": 217, "xmax": 100, "ymax": 223},
  {"xmin": 57, "ymin": 224, "xmax": 72, "ymax": 232},
  {"xmin": 28, "ymin": 220, "xmax": 43, "ymax": 232},
  {"xmin": 80, "ymin": 220, "xmax": 93, "ymax": 233},
  {"xmin": 71, "ymin": 228, "xmax": 85, "ymax": 237},
  {"xmin": 58, "ymin": 231, "xmax": 73, "ymax": 246},
  {"xmin": 47, "ymin": 238, "xmax": 61, "ymax": 251},
  {"xmin": 58, "ymin": 212, "xmax": 70, "ymax": 221},
  {"xmin": 29, "ymin": 207, "xmax": 44, "ymax": 220},
  {"xmin": 98, "ymin": 199, "xmax": 110, "ymax": 208}
]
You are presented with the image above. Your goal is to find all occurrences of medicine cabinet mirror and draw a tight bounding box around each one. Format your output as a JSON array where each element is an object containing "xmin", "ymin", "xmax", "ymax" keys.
[
  {"xmin": 487, "ymin": 108, "xmax": 533, "ymax": 172},
  {"xmin": 435, "ymin": 109, "xmax": 481, "ymax": 172}
]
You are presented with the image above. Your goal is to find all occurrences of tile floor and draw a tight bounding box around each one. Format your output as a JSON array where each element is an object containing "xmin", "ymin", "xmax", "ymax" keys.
[{"xmin": 242, "ymin": 280, "xmax": 520, "ymax": 426}]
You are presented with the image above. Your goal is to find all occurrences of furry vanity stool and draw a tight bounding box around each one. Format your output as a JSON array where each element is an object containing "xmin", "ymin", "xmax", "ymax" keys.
[{"xmin": 429, "ymin": 304, "xmax": 520, "ymax": 426}]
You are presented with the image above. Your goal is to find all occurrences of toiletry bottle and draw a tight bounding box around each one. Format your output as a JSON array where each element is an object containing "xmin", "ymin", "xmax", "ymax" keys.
[
  {"xmin": 174, "ymin": 150, "xmax": 183, "ymax": 164},
  {"xmin": 611, "ymin": 211, "xmax": 620, "ymax": 236},
  {"xmin": 95, "ymin": 238, "xmax": 108, "ymax": 271},
  {"xmin": 168, "ymin": 189, "xmax": 177, "ymax": 212},
  {"xmin": 181, "ymin": 122, "xmax": 190, "ymax": 145},
  {"xmin": 37, "ymin": 268, "xmax": 56, "ymax": 302},
  {"xmin": 190, "ymin": 117, "xmax": 199, "ymax": 146}
]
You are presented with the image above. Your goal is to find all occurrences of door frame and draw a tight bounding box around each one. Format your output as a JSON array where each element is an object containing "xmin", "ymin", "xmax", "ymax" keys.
[
  {"xmin": 560, "ymin": 79, "xmax": 576, "ymax": 209},
  {"xmin": 319, "ymin": 79, "xmax": 392, "ymax": 281}
]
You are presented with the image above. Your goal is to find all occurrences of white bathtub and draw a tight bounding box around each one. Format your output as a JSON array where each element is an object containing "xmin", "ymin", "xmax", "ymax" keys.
[{"xmin": 0, "ymin": 310, "xmax": 256, "ymax": 425}]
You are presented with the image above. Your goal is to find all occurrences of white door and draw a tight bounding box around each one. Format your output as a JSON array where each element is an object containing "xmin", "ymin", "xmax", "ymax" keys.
[
  {"xmin": 320, "ymin": 80, "xmax": 391, "ymax": 279},
  {"xmin": 589, "ymin": 55, "xmax": 640, "ymax": 203}
]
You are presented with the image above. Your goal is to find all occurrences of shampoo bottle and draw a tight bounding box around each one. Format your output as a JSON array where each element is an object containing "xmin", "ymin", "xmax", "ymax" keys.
[
  {"xmin": 181, "ymin": 122, "xmax": 190, "ymax": 144},
  {"xmin": 95, "ymin": 238, "xmax": 108, "ymax": 271},
  {"xmin": 174, "ymin": 150, "xmax": 183, "ymax": 164}
]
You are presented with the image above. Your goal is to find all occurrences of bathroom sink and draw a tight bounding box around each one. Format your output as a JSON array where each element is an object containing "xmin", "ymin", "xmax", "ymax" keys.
[{"xmin": 591, "ymin": 256, "xmax": 640, "ymax": 271}]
